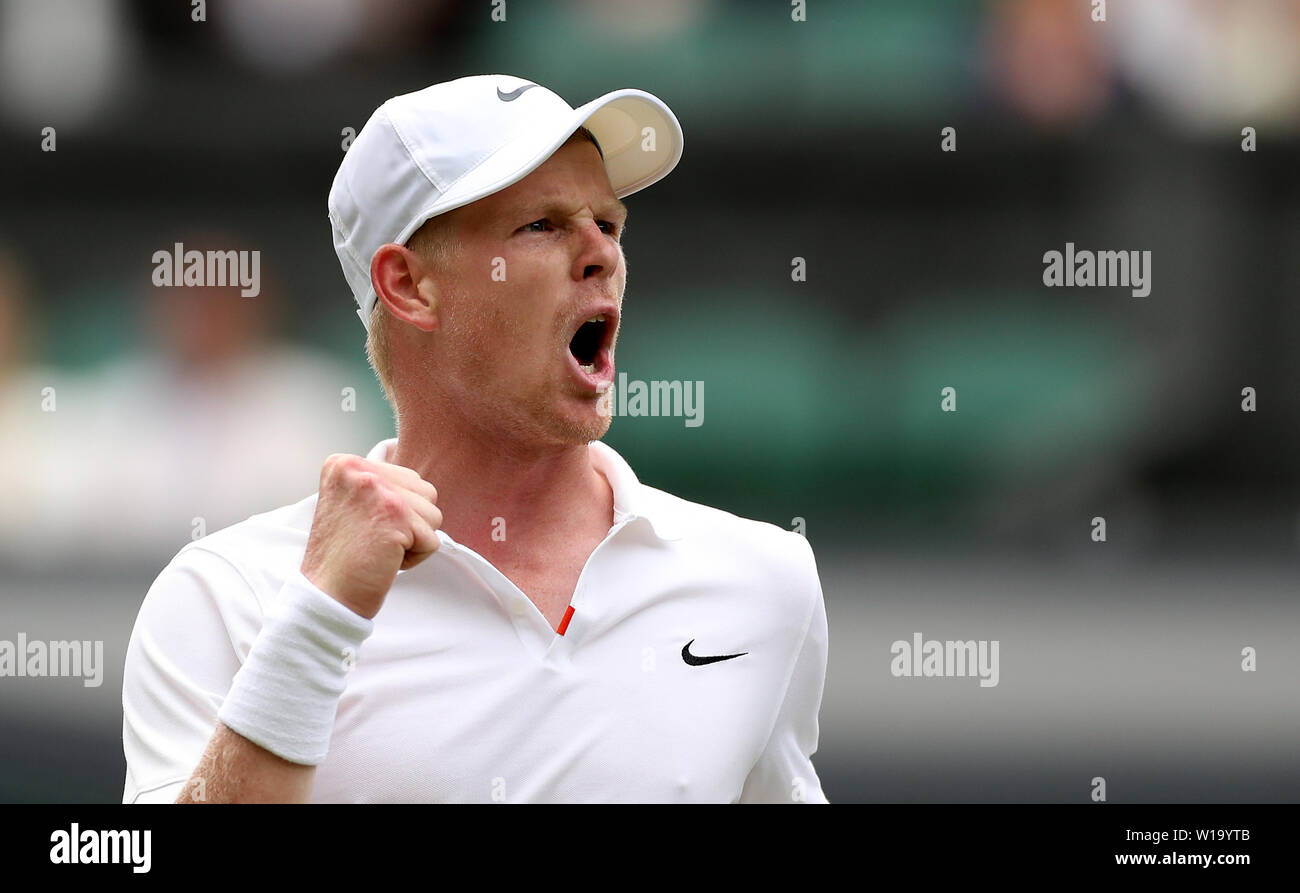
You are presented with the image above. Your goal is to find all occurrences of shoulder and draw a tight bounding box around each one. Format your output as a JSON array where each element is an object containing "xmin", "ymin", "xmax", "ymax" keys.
[
  {"xmin": 645, "ymin": 484, "xmax": 813, "ymax": 556},
  {"xmin": 145, "ymin": 493, "xmax": 319, "ymax": 617},
  {"xmin": 641, "ymin": 484, "xmax": 821, "ymax": 609}
]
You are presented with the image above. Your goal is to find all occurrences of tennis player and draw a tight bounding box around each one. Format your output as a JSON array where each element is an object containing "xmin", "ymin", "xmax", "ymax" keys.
[{"xmin": 121, "ymin": 74, "xmax": 829, "ymax": 803}]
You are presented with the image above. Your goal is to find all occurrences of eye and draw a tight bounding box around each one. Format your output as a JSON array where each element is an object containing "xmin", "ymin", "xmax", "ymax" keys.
[{"xmin": 519, "ymin": 218, "xmax": 622, "ymax": 236}]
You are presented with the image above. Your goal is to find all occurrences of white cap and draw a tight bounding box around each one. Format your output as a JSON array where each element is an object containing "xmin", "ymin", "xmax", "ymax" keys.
[{"xmin": 328, "ymin": 74, "xmax": 685, "ymax": 331}]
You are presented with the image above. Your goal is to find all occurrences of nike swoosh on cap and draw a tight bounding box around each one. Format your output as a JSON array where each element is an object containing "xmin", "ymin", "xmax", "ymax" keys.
[
  {"xmin": 497, "ymin": 83, "xmax": 538, "ymax": 102},
  {"xmin": 681, "ymin": 639, "xmax": 748, "ymax": 666}
]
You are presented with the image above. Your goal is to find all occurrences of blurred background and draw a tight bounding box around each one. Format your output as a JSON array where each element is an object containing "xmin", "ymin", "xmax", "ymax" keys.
[{"xmin": 1, "ymin": 0, "xmax": 1298, "ymax": 802}]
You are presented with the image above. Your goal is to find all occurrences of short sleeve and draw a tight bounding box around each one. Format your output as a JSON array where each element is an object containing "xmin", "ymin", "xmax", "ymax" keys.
[
  {"xmin": 121, "ymin": 546, "xmax": 264, "ymax": 804},
  {"xmin": 740, "ymin": 539, "xmax": 830, "ymax": 803}
]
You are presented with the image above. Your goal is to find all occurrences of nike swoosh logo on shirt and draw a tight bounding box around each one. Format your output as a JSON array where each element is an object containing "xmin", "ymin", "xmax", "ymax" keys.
[
  {"xmin": 497, "ymin": 84, "xmax": 538, "ymax": 102},
  {"xmin": 681, "ymin": 639, "xmax": 748, "ymax": 666}
]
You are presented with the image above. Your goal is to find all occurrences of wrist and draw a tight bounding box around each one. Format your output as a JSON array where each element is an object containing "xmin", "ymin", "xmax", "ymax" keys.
[{"xmin": 217, "ymin": 569, "xmax": 375, "ymax": 766}]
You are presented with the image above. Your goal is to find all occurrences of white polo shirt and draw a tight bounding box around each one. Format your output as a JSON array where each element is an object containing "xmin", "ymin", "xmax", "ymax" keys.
[{"xmin": 122, "ymin": 438, "xmax": 829, "ymax": 803}]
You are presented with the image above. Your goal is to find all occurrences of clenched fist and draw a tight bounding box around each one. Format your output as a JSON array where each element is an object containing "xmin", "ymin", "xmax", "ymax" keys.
[{"xmin": 300, "ymin": 453, "xmax": 442, "ymax": 620}]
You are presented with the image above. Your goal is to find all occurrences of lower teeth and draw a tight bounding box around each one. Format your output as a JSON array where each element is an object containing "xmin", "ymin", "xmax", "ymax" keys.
[{"xmin": 580, "ymin": 363, "xmax": 595, "ymax": 373}]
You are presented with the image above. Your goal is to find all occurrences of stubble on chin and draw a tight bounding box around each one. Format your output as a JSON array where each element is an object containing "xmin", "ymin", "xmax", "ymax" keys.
[
  {"xmin": 446, "ymin": 299, "xmax": 616, "ymax": 447},
  {"xmin": 539, "ymin": 395, "xmax": 613, "ymax": 446},
  {"xmin": 485, "ymin": 368, "xmax": 610, "ymax": 449}
]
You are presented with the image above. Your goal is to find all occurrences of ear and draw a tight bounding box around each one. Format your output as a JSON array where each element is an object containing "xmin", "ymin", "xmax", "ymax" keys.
[{"xmin": 371, "ymin": 243, "xmax": 440, "ymax": 332}]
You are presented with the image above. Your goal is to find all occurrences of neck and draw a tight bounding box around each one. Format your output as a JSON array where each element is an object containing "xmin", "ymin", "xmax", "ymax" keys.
[{"xmin": 387, "ymin": 407, "xmax": 613, "ymax": 558}]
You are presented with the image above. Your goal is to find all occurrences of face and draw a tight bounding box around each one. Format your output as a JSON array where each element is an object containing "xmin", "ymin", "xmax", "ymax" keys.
[{"xmin": 420, "ymin": 136, "xmax": 628, "ymax": 448}]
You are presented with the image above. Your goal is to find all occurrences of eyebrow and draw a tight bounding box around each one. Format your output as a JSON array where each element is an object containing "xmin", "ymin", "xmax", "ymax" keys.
[{"xmin": 518, "ymin": 196, "xmax": 629, "ymax": 221}]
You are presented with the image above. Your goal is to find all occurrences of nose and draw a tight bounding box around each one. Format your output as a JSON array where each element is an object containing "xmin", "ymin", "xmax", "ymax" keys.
[{"xmin": 571, "ymin": 217, "xmax": 621, "ymax": 282}]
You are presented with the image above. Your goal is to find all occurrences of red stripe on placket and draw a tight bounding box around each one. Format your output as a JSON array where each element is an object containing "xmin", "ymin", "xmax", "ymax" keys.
[{"xmin": 556, "ymin": 605, "xmax": 575, "ymax": 636}]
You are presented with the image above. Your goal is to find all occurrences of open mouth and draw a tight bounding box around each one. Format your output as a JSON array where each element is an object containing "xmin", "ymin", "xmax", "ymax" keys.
[
  {"xmin": 568, "ymin": 313, "xmax": 609, "ymax": 372},
  {"xmin": 565, "ymin": 310, "xmax": 616, "ymax": 393}
]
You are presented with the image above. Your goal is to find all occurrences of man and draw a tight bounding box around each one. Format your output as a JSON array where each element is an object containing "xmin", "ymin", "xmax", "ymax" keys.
[{"xmin": 122, "ymin": 74, "xmax": 829, "ymax": 803}]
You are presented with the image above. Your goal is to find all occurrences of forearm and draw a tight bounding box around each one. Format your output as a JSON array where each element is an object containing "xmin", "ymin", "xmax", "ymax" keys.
[
  {"xmin": 176, "ymin": 722, "xmax": 316, "ymax": 804},
  {"xmin": 175, "ymin": 569, "xmax": 374, "ymax": 803}
]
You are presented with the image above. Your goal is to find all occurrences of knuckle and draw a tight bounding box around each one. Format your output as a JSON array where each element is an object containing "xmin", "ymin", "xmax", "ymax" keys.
[
  {"xmin": 378, "ymin": 493, "xmax": 406, "ymax": 518},
  {"xmin": 323, "ymin": 453, "xmax": 363, "ymax": 482}
]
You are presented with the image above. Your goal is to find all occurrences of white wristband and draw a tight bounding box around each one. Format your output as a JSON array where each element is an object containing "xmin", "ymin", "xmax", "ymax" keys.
[{"xmin": 217, "ymin": 569, "xmax": 374, "ymax": 766}]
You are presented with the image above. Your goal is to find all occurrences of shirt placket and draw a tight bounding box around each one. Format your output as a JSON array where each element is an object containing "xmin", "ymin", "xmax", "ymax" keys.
[{"xmin": 435, "ymin": 520, "xmax": 635, "ymax": 662}]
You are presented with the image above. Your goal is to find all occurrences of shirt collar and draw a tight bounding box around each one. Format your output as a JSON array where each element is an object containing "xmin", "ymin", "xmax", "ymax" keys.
[
  {"xmin": 365, "ymin": 438, "xmax": 683, "ymax": 542},
  {"xmin": 367, "ymin": 438, "xmax": 397, "ymax": 463},
  {"xmin": 587, "ymin": 439, "xmax": 683, "ymax": 542}
]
